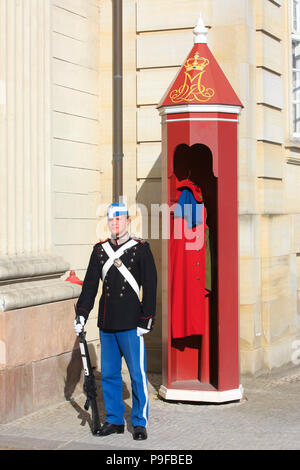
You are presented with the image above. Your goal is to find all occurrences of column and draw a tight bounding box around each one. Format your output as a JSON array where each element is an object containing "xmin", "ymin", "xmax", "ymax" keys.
[{"xmin": 0, "ymin": 0, "xmax": 81, "ymax": 312}]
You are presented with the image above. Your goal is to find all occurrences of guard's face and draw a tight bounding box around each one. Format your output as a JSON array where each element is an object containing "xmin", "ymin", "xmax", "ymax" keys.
[{"xmin": 107, "ymin": 214, "xmax": 129, "ymax": 237}]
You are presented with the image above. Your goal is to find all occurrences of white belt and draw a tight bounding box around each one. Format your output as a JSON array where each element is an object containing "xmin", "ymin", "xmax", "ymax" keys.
[{"xmin": 101, "ymin": 240, "xmax": 140, "ymax": 299}]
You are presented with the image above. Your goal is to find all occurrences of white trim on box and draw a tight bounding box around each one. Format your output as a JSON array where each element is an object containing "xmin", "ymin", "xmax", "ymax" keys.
[
  {"xmin": 158, "ymin": 384, "xmax": 244, "ymax": 403},
  {"xmin": 166, "ymin": 118, "xmax": 239, "ymax": 123},
  {"xmin": 158, "ymin": 104, "xmax": 242, "ymax": 116}
]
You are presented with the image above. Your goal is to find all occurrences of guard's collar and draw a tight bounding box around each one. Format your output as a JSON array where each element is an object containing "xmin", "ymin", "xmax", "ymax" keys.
[{"xmin": 110, "ymin": 231, "xmax": 130, "ymax": 246}]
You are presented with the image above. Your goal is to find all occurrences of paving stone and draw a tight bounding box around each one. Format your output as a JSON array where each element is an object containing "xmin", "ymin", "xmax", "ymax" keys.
[{"xmin": 1, "ymin": 363, "xmax": 300, "ymax": 450}]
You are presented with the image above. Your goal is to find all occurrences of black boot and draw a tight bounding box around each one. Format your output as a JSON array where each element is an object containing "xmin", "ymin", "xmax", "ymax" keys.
[
  {"xmin": 133, "ymin": 426, "xmax": 147, "ymax": 440},
  {"xmin": 98, "ymin": 422, "xmax": 124, "ymax": 436}
]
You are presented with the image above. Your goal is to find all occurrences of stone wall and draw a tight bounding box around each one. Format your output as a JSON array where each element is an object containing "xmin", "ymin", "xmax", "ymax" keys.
[
  {"xmin": 0, "ymin": 299, "xmax": 84, "ymax": 424},
  {"xmin": 50, "ymin": 0, "xmax": 102, "ymax": 362},
  {"xmin": 0, "ymin": 0, "xmax": 99, "ymax": 422}
]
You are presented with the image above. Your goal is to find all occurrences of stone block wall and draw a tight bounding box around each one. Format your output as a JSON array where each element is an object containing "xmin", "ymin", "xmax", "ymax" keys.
[{"xmin": 0, "ymin": 299, "xmax": 84, "ymax": 424}]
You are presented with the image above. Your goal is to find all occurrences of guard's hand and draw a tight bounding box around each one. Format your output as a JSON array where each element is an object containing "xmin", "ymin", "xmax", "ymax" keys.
[
  {"xmin": 137, "ymin": 327, "xmax": 150, "ymax": 336},
  {"xmin": 74, "ymin": 316, "xmax": 85, "ymax": 336}
]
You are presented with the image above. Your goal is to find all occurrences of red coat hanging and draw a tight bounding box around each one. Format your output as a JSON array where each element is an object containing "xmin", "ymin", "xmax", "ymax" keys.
[{"xmin": 170, "ymin": 179, "xmax": 209, "ymax": 339}]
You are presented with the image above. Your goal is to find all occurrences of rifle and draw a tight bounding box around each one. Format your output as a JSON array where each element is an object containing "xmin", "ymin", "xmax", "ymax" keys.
[{"xmin": 75, "ymin": 312, "xmax": 102, "ymax": 436}]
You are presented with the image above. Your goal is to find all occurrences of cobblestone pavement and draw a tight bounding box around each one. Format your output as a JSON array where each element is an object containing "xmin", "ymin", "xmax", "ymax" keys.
[{"xmin": 1, "ymin": 362, "xmax": 300, "ymax": 451}]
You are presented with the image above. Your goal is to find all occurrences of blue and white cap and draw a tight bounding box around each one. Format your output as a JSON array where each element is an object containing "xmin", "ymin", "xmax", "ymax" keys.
[{"xmin": 107, "ymin": 202, "xmax": 129, "ymax": 219}]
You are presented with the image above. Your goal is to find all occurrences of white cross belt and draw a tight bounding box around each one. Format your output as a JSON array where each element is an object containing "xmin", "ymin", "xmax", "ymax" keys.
[{"xmin": 101, "ymin": 239, "xmax": 140, "ymax": 299}]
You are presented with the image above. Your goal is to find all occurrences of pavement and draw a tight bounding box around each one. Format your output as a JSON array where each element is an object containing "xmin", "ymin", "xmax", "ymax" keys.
[{"xmin": 1, "ymin": 362, "xmax": 300, "ymax": 451}]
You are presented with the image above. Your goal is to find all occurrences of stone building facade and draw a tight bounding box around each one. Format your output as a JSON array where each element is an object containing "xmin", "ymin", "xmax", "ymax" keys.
[{"xmin": 1, "ymin": 0, "xmax": 300, "ymax": 421}]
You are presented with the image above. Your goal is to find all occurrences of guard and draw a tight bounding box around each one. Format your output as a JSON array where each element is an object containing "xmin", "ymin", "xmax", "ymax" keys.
[{"xmin": 74, "ymin": 202, "xmax": 157, "ymax": 440}]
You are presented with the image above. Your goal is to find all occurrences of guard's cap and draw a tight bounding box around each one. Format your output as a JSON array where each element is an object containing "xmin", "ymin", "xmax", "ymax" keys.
[{"xmin": 107, "ymin": 202, "xmax": 129, "ymax": 219}]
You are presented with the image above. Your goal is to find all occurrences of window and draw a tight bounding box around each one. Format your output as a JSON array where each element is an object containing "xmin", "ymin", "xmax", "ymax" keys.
[{"xmin": 292, "ymin": 0, "xmax": 300, "ymax": 136}]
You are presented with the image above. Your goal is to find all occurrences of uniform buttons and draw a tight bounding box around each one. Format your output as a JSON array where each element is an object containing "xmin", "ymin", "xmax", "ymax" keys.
[
  {"xmin": 122, "ymin": 286, "xmax": 125, "ymax": 290},
  {"xmin": 106, "ymin": 292, "xmax": 110, "ymax": 296},
  {"xmin": 197, "ymin": 277, "xmax": 200, "ymax": 280},
  {"xmin": 128, "ymin": 267, "xmax": 131, "ymax": 271},
  {"xmin": 120, "ymin": 293, "xmax": 123, "ymax": 297},
  {"xmin": 130, "ymin": 258, "xmax": 134, "ymax": 262},
  {"xmin": 196, "ymin": 262, "xmax": 200, "ymax": 266}
]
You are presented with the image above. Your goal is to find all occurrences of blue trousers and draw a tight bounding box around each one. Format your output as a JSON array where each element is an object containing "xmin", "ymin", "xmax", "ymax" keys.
[{"xmin": 99, "ymin": 329, "xmax": 149, "ymax": 428}]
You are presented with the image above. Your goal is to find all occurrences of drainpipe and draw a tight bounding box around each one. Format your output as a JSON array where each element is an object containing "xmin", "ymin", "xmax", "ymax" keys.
[{"xmin": 112, "ymin": 0, "xmax": 123, "ymax": 203}]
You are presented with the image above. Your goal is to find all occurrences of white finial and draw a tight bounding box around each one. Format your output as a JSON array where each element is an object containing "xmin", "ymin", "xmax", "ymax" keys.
[{"xmin": 193, "ymin": 13, "xmax": 208, "ymax": 44}]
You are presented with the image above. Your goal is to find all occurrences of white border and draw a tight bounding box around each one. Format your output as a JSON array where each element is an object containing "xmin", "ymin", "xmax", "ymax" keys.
[
  {"xmin": 158, "ymin": 104, "xmax": 242, "ymax": 116},
  {"xmin": 159, "ymin": 384, "xmax": 244, "ymax": 403},
  {"xmin": 166, "ymin": 118, "xmax": 238, "ymax": 123}
]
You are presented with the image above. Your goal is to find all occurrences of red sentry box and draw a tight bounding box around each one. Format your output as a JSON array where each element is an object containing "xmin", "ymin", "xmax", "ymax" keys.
[{"xmin": 158, "ymin": 39, "xmax": 243, "ymax": 403}]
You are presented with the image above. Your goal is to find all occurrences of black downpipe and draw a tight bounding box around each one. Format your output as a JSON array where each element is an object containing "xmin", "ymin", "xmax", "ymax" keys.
[{"xmin": 112, "ymin": 0, "xmax": 123, "ymax": 203}]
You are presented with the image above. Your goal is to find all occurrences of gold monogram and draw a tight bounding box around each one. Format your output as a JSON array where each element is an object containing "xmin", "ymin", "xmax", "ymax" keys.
[{"xmin": 169, "ymin": 53, "xmax": 215, "ymax": 104}]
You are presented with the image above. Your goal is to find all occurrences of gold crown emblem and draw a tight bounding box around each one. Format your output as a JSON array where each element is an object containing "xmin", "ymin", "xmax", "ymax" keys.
[{"xmin": 184, "ymin": 52, "xmax": 209, "ymax": 72}]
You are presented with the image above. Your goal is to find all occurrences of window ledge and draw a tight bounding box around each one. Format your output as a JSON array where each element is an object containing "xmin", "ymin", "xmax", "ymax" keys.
[
  {"xmin": 284, "ymin": 139, "xmax": 300, "ymax": 150},
  {"xmin": 285, "ymin": 139, "xmax": 300, "ymax": 165}
]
